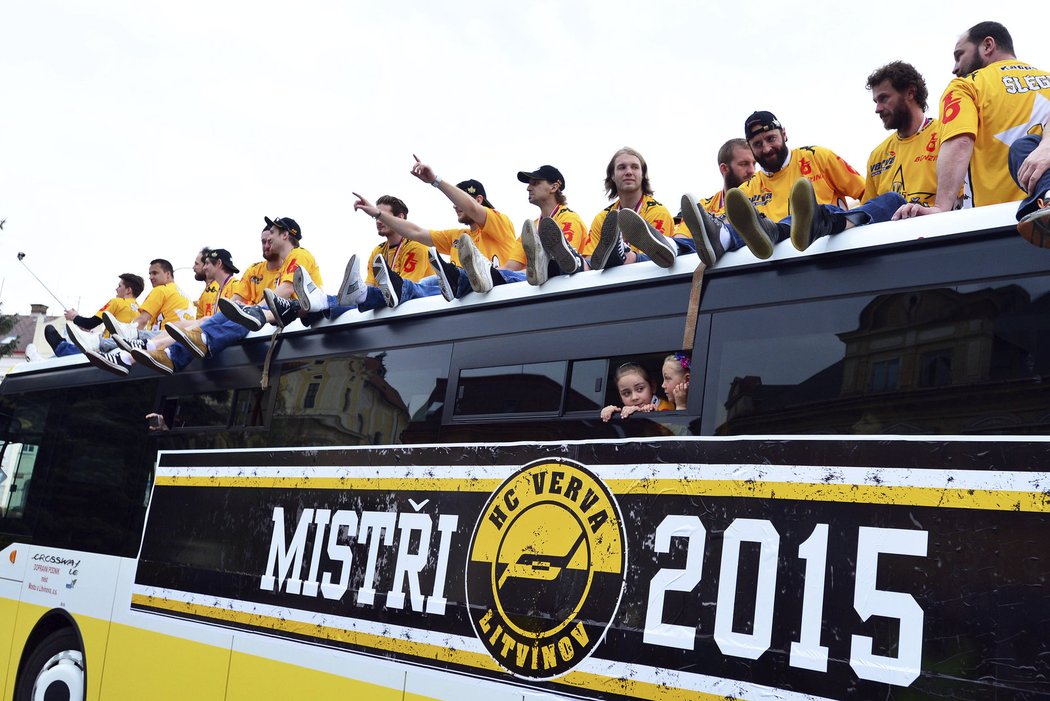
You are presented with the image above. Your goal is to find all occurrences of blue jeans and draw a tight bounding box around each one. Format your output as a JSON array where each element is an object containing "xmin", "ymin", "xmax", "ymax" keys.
[
  {"xmin": 169, "ymin": 313, "xmax": 248, "ymax": 371},
  {"xmin": 1010, "ymin": 134, "xmax": 1050, "ymax": 220}
]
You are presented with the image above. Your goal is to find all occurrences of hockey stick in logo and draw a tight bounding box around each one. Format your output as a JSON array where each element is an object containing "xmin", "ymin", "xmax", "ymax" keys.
[{"xmin": 497, "ymin": 531, "xmax": 587, "ymax": 589}]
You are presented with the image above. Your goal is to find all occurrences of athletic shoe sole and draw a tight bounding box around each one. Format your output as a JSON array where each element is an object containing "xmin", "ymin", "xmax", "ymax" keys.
[
  {"xmin": 427, "ymin": 248, "xmax": 456, "ymax": 301},
  {"xmin": 618, "ymin": 209, "xmax": 676, "ymax": 268},
  {"xmin": 166, "ymin": 324, "xmax": 208, "ymax": 359},
  {"xmin": 789, "ymin": 178, "xmax": 817, "ymax": 252},
  {"xmin": 458, "ymin": 234, "xmax": 493, "ymax": 293},
  {"xmin": 680, "ymin": 194, "xmax": 719, "ymax": 267},
  {"xmin": 130, "ymin": 347, "xmax": 174, "ymax": 375},
  {"xmin": 336, "ymin": 254, "xmax": 366, "ymax": 307},
  {"xmin": 293, "ymin": 265, "xmax": 327, "ymax": 313},
  {"xmin": 101, "ymin": 311, "xmax": 130, "ymax": 339},
  {"xmin": 218, "ymin": 297, "xmax": 264, "ymax": 331},
  {"xmin": 373, "ymin": 255, "xmax": 400, "ymax": 308},
  {"xmin": 725, "ymin": 188, "xmax": 774, "ymax": 260},
  {"xmin": 589, "ymin": 211, "xmax": 622, "ymax": 270},
  {"xmin": 538, "ymin": 217, "xmax": 580, "ymax": 274},
  {"xmin": 521, "ymin": 219, "xmax": 549, "ymax": 286},
  {"xmin": 1018, "ymin": 207, "xmax": 1050, "ymax": 248}
]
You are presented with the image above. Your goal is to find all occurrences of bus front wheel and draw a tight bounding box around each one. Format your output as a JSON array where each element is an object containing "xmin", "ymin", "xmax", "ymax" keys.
[{"xmin": 15, "ymin": 628, "xmax": 84, "ymax": 701}]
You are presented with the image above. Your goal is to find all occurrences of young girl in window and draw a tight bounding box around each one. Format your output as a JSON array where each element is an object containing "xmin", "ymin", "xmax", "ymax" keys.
[{"xmin": 601, "ymin": 354, "xmax": 690, "ymax": 421}]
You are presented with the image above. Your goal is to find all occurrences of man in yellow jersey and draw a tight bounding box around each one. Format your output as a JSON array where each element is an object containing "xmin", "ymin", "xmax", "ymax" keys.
[
  {"xmin": 192, "ymin": 247, "xmax": 221, "ymax": 319},
  {"xmin": 293, "ymin": 195, "xmax": 433, "ymax": 322},
  {"xmin": 725, "ymin": 111, "xmax": 905, "ymax": 258},
  {"xmin": 351, "ymin": 157, "xmax": 522, "ymax": 309},
  {"xmin": 893, "ymin": 22, "xmax": 1050, "ymax": 248},
  {"xmin": 70, "ymin": 258, "xmax": 193, "ymax": 374},
  {"xmin": 135, "ymin": 247, "xmax": 242, "ymax": 361},
  {"xmin": 863, "ymin": 62, "xmax": 941, "ymax": 208},
  {"xmin": 589, "ymin": 146, "xmax": 685, "ymax": 270},
  {"xmin": 132, "ymin": 218, "xmax": 319, "ymax": 374},
  {"xmin": 43, "ymin": 273, "xmax": 144, "ymax": 357},
  {"xmin": 679, "ymin": 138, "xmax": 756, "ymax": 267},
  {"xmin": 513, "ymin": 164, "xmax": 589, "ymax": 284}
]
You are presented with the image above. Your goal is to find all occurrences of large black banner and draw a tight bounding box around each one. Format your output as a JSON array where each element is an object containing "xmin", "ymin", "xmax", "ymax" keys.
[{"xmin": 133, "ymin": 438, "xmax": 1050, "ymax": 700}]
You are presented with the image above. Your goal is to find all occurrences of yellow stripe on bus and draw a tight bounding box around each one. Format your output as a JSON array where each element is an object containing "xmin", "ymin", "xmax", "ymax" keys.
[
  {"xmin": 153, "ymin": 476, "xmax": 504, "ymax": 491},
  {"xmin": 131, "ymin": 593, "xmax": 503, "ymax": 673},
  {"xmin": 132, "ymin": 594, "xmax": 743, "ymax": 700},
  {"xmin": 155, "ymin": 474, "xmax": 1050, "ymax": 512}
]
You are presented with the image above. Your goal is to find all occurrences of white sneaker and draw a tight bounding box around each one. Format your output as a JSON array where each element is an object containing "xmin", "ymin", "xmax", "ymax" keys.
[
  {"xmin": 24, "ymin": 343, "xmax": 42, "ymax": 362},
  {"xmin": 294, "ymin": 265, "xmax": 329, "ymax": 312},
  {"xmin": 335, "ymin": 254, "xmax": 366, "ymax": 308},
  {"xmin": 458, "ymin": 234, "xmax": 493, "ymax": 293}
]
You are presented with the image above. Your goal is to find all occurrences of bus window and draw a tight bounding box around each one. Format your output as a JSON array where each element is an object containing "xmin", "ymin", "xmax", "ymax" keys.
[
  {"xmin": 454, "ymin": 361, "xmax": 565, "ymax": 416},
  {"xmin": 565, "ymin": 358, "xmax": 608, "ymax": 413},
  {"xmin": 0, "ymin": 382, "xmax": 155, "ymax": 555},
  {"xmin": 704, "ymin": 280, "xmax": 1050, "ymax": 436},
  {"xmin": 268, "ymin": 345, "xmax": 451, "ymax": 447}
]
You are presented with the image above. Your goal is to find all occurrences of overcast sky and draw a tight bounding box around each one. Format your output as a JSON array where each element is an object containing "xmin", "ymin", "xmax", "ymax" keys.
[{"xmin": 0, "ymin": 0, "xmax": 1030, "ymax": 316}]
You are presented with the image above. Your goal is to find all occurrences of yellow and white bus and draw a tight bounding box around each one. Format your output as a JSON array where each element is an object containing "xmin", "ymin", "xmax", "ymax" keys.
[{"xmin": 2, "ymin": 202, "xmax": 1050, "ymax": 700}]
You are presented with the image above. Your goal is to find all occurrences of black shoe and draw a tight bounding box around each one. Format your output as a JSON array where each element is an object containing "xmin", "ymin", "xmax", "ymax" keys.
[
  {"xmin": 725, "ymin": 188, "xmax": 780, "ymax": 259},
  {"xmin": 538, "ymin": 216, "xmax": 583, "ymax": 274},
  {"xmin": 373, "ymin": 254, "xmax": 402, "ymax": 308},
  {"xmin": 590, "ymin": 210, "xmax": 626, "ymax": 269},
  {"xmin": 113, "ymin": 335, "xmax": 147, "ymax": 353},
  {"xmin": 789, "ymin": 177, "xmax": 845, "ymax": 251},
  {"xmin": 218, "ymin": 297, "xmax": 266, "ymax": 331},
  {"xmin": 618, "ymin": 209, "xmax": 676, "ymax": 268},
  {"xmin": 428, "ymin": 247, "xmax": 460, "ymax": 301},
  {"xmin": 681, "ymin": 193, "xmax": 725, "ymax": 267},
  {"xmin": 44, "ymin": 324, "xmax": 63, "ymax": 353},
  {"xmin": 264, "ymin": 289, "xmax": 300, "ymax": 329}
]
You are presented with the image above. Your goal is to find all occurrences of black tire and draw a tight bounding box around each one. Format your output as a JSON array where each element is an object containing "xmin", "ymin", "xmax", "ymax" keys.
[{"xmin": 13, "ymin": 628, "xmax": 84, "ymax": 701}]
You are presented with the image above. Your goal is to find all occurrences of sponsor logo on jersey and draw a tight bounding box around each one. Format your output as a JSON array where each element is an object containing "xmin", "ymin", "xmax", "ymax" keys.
[
  {"xmin": 942, "ymin": 90, "xmax": 962, "ymax": 124},
  {"xmin": 870, "ymin": 151, "xmax": 897, "ymax": 178},
  {"xmin": 466, "ymin": 459, "xmax": 626, "ymax": 679},
  {"xmin": 926, "ymin": 133, "xmax": 938, "ymax": 153}
]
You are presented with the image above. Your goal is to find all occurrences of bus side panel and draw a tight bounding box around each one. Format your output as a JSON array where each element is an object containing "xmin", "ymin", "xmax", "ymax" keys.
[
  {"xmin": 226, "ymin": 635, "xmax": 406, "ymax": 701},
  {"xmin": 100, "ymin": 623, "xmax": 231, "ymax": 701},
  {"xmin": 101, "ymin": 558, "xmax": 231, "ymax": 701},
  {"xmin": 0, "ymin": 580, "xmax": 18, "ymax": 700}
]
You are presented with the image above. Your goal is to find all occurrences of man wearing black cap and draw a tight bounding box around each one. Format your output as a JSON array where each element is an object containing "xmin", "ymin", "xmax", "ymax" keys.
[
  {"xmin": 515, "ymin": 164, "xmax": 589, "ymax": 284},
  {"xmin": 723, "ymin": 111, "xmax": 903, "ymax": 259},
  {"xmin": 351, "ymin": 156, "xmax": 523, "ymax": 309}
]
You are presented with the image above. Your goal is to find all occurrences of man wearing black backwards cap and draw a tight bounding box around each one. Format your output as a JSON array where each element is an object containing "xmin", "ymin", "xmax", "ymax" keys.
[
  {"xmin": 723, "ymin": 111, "xmax": 902, "ymax": 259},
  {"xmin": 515, "ymin": 164, "xmax": 589, "ymax": 284},
  {"xmin": 351, "ymin": 156, "xmax": 522, "ymax": 309},
  {"xmin": 131, "ymin": 217, "xmax": 323, "ymax": 374}
]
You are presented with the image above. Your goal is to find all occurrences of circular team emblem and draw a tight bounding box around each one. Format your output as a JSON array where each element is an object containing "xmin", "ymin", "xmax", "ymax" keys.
[{"xmin": 466, "ymin": 459, "xmax": 626, "ymax": 679}]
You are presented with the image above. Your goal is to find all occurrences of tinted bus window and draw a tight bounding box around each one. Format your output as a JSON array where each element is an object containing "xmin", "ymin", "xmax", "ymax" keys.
[
  {"xmin": 0, "ymin": 381, "xmax": 156, "ymax": 555},
  {"xmin": 268, "ymin": 345, "xmax": 451, "ymax": 447},
  {"xmin": 703, "ymin": 280, "xmax": 1050, "ymax": 436}
]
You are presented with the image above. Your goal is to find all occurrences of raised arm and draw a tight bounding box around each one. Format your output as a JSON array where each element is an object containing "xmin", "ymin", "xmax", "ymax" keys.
[
  {"xmin": 353, "ymin": 192, "xmax": 434, "ymax": 247},
  {"xmin": 410, "ymin": 155, "xmax": 488, "ymax": 228}
]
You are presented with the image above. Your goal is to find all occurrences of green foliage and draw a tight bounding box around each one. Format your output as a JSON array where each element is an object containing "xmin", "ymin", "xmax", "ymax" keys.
[{"xmin": 0, "ymin": 305, "xmax": 18, "ymax": 358}]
